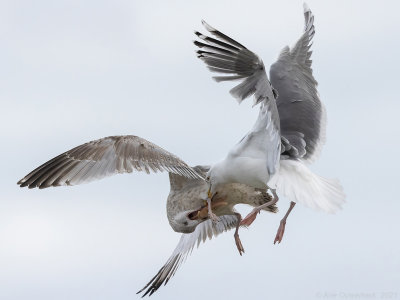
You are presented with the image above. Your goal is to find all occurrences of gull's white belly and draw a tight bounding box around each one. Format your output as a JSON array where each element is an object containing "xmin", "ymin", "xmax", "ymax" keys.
[{"xmin": 224, "ymin": 156, "xmax": 270, "ymax": 189}]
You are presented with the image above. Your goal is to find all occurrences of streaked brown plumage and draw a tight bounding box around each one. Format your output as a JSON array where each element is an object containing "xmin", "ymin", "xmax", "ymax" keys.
[{"xmin": 17, "ymin": 135, "xmax": 278, "ymax": 297}]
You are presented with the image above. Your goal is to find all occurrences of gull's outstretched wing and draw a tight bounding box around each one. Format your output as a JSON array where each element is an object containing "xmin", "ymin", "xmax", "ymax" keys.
[
  {"xmin": 18, "ymin": 135, "xmax": 202, "ymax": 189},
  {"xmin": 194, "ymin": 21, "xmax": 277, "ymax": 106},
  {"xmin": 270, "ymin": 4, "xmax": 326, "ymax": 163},
  {"xmin": 266, "ymin": 5, "xmax": 346, "ymax": 213},
  {"xmin": 194, "ymin": 21, "xmax": 281, "ymax": 175},
  {"xmin": 137, "ymin": 215, "xmax": 238, "ymax": 297}
]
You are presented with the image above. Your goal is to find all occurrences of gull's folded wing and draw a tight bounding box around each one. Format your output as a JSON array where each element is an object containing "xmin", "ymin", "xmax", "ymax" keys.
[
  {"xmin": 18, "ymin": 135, "xmax": 202, "ymax": 189},
  {"xmin": 270, "ymin": 4, "xmax": 326, "ymax": 163},
  {"xmin": 137, "ymin": 215, "xmax": 238, "ymax": 297}
]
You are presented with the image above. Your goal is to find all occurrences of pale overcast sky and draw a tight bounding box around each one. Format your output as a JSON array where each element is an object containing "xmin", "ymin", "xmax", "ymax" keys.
[{"xmin": 1, "ymin": 0, "xmax": 399, "ymax": 299}]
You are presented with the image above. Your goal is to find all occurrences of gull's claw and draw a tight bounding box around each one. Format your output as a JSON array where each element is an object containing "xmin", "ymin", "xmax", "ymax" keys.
[
  {"xmin": 208, "ymin": 211, "xmax": 220, "ymax": 223},
  {"xmin": 234, "ymin": 233, "xmax": 245, "ymax": 256},
  {"xmin": 274, "ymin": 220, "xmax": 286, "ymax": 244},
  {"xmin": 274, "ymin": 201, "xmax": 296, "ymax": 244},
  {"xmin": 233, "ymin": 212, "xmax": 245, "ymax": 256}
]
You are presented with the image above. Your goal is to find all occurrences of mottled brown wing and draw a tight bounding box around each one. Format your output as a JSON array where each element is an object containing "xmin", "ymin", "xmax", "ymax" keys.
[{"xmin": 18, "ymin": 135, "xmax": 203, "ymax": 189}]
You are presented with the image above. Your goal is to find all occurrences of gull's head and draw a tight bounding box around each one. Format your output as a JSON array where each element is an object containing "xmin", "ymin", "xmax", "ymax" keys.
[
  {"xmin": 170, "ymin": 211, "xmax": 201, "ymax": 233},
  {"xmin": 169, "ymin": 197, "xmax": 228, "ymax": 233},
  {"xmin": 170, "ymin": 207, "xmax": 207, "ymax": 233}
]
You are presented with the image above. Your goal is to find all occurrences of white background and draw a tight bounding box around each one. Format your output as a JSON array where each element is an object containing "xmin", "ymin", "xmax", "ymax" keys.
[{"xmin": 1, "ymin": 0, "xmax": 399, "ymax": 299}]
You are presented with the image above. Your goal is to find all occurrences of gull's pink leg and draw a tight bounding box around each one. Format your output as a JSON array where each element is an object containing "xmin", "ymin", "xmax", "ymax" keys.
[
  {"xmin": 207, "ymin": 193, "xmax": 219, "ymax": 223},
  {"xmin": 240, "ymin": 189, "xmax": 279, "ymax": 227},
  {"xmin": 274, "ymin": 201, "xmax": 296, "ymax": 244},
  {"xmin": 233, "ymin": 212, "xmax": 245, "ymax": 256}
]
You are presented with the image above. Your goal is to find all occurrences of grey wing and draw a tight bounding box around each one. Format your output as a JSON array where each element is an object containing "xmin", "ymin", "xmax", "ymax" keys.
[
  {"xmin": 136, "ymin": 215, "xmax": 238, "ymax": 297},
  {"xmin": 194, "ymin": 21, "xmax": 281, "ymax": 173},
  {"xmin": 194, "ymin": 20, "xmax": 277, "ymax": 106},
  {"xmin": 18, "ymin": 135, "xmax": 202, "ymax": 189},
  {"xmin": 270, "ymin": 4, "xmax": 326, "ymax": 163}
]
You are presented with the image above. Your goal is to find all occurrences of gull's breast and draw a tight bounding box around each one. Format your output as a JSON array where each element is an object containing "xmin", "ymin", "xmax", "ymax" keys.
[{"xmin": 224, "ymin": 156, "xmax": 270, "ymax": 189}]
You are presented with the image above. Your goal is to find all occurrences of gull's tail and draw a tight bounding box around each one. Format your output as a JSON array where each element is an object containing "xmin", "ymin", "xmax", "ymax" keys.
[{"xmin": 268, "ymin": 159, "xmax": 345, "ymax": 213}]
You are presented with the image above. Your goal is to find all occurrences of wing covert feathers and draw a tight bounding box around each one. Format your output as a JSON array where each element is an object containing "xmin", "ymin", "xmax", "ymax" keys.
[{"xmin": 18, "ymin": 135, "xmax": 203, "ymax": 189}]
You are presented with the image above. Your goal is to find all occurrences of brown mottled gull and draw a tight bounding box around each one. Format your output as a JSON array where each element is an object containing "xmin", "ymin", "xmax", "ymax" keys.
[{"xmin": 17, "ymin": 135, "xmax": 277, "ymax": 297}]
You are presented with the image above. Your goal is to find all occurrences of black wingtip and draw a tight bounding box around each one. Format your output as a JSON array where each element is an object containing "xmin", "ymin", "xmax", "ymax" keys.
[
  {"xmin": 19, "ymin": 181, "xmax": 29, "ymax": 188},
  {"xmin": 136, "ymin": 288, "xmax": 149, "ymax": 298},
  {"xmin": 193, "ymin": 40, "xmax": 203, "ymax": 47}
]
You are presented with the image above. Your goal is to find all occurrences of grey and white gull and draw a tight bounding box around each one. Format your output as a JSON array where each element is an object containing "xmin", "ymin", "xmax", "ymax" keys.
[{"xmin": 194, "ymin": 3, "xmax": 345, "ymax": 243}]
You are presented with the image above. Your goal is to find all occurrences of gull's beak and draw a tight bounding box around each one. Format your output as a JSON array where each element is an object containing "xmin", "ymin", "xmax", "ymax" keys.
[
  {"xmin": 198, "ymin": 200, "xmax": 228, "ymax": 219},
  {"xmin": 188, "ymin": 199, "xmax": 228, "ymax": 220}
]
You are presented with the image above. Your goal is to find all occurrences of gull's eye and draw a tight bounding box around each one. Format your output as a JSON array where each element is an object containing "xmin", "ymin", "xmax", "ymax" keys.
[{"xmin": 206, "ymin": 176, "xmax": 210, "ymax": 182}]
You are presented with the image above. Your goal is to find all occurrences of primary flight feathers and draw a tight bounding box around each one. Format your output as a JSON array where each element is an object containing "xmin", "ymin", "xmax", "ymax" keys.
[
  {"xmin": 195, "ymin": 20, "xmax": 276, "ymax": 107},
  {"xmin": 17, "ymin": 135, "xmax": 203, "ymax": 189},
  {"xmin": 137, "ymin": 215, "xmax": 238, "ymax": 297}
]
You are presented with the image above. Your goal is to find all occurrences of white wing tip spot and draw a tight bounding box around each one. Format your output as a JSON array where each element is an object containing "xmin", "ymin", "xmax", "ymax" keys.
[
  {"xmin": 201, "ymin": 20, "xmax": 215, "ymax": 32},
  {"xmin": 303, "ymin": 2, "xmax": 310, "ymax": 13}
]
